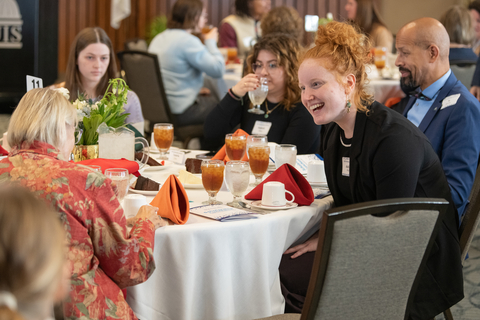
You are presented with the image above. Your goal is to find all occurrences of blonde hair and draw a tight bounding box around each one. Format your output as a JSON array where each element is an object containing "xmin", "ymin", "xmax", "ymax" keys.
[
  {"xmin": 0, "ymin": 184, "xmax": 66, "ymax": 320},
  {"xmin": 7, "ymin": 88, "xmax": 77, "ymax": 151},
  {"xmin": 440, "ymin": 5, "xmax": 475, "ymax": 46},
  {"xmin": 301, "ymin": 21, "xmax": 374, "ymax": 113}
]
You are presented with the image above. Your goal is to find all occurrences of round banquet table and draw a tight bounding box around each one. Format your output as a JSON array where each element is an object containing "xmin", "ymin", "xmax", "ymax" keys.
[{"xmin": 126, "ymin": 149, "xmax": 333, "ymax": 320}]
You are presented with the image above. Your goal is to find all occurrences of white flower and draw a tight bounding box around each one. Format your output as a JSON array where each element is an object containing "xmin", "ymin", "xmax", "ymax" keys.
[
  {"xmin": 54, "ymin": 87, "xmax": 70, "ymax": 100},
  {"xmin": 326, "ymin": 12, "xmax": 333, "ymax": 20},
  {"xmin": 91, "ymin": 102, "xmax": 100, "ymax": 110}
]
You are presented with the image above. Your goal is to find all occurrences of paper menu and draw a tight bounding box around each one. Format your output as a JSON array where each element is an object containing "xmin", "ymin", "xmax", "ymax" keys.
[{"xmin": 190, "ymin": 205, "xmax": 258, "ymax": 221}]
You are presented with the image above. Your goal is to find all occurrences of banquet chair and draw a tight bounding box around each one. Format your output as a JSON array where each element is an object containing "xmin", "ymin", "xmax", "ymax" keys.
[
  {"xmin": 450, "ymin": 60, "xmax": 476, "ymax": 90},
  {"xmin": 443, "ymin": 163, "xmax": 480, "ymax": 320},
  {"xmin": 117, "ymin": 51, "xmax": 204, "ymax": 148},
  {"xmin": 256, "ymin": 198, "xmax": 448, "ymax": 320}
]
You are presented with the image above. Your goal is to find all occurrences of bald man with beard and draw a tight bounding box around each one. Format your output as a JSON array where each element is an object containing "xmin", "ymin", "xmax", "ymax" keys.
[
  {"xmin": 393, "ymin": 17, "xmax": 480, "ymax": 319},
  {"xmin": 394, "ymin": 18, "xmax": 480, "ymax": 221}
]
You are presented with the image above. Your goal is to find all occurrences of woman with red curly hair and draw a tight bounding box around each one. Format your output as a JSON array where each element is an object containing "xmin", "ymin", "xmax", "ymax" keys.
[{"xmin": 280, "ymin": 21, "xmax": 463, "ymax": 319}]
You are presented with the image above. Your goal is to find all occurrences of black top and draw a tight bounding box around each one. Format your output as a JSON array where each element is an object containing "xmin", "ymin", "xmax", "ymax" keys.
[
  {"xmin": 320, "ymin": 101, "xmax": 463, "ymax": 320},
  {"xmin": 203, "ymin": 93, "xmax": 321, "ymax": 153}
]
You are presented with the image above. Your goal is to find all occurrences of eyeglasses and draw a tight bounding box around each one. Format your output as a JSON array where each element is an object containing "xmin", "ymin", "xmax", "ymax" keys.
[{"xmin": 252, "ymin": 62, "xmax": 279, "ymax": 73}]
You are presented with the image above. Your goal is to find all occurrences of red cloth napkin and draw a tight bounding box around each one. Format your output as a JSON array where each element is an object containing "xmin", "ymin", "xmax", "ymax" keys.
[
  {"xmin": 0, "ymin": 145, "xmax": 8, "ymax": 156},
  {"xmin": 150, "ymin": 175, "xmax": 190, "ymax": 225},
  {"xmin": 212, "ymin": 129, "xmax": 249, "ymax": 163},
  {"xmin": 245, "ymin": 163, "xmax": 314, "ymax": 206},
  {"xmin": 75, "ymin": 158, "xmax": 140, "ymax": 177}
]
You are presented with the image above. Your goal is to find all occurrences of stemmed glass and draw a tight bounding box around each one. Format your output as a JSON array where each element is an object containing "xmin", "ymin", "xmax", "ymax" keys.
[
  {"xmin": 225, "ymin": 161, "xmax": 250, "ymax": 208},
  {"xmin": 153, "ymin": 123, "xmax": 174, "ymax": 160},
  {"xmin": 225, "ymin": 134, "xmax": 247, "ymax": 160},
  {"xmin": 201, "ymin": 160, "xmax": 225, "ymax": 205},
  {"xmin": 105, "ymin": 168, "xmax": 130, "ymax": 203},
  {"xmin": 275, "ymin": 144, "xmax": 297, "ymax": 169},
  {"xmin": 374, "ymin": 47, "xmax": 387, "ymax": 78},
  {"xmin": 248, "ymin": 77, "xmax": 268, "ymax": 114},
  {"xmin": 248, "ymin": 145, "xmax": 270, "ymax": 186},
  {"xmin": 246, "ymin": 135, "xmax": 268, "ymax": 160}
]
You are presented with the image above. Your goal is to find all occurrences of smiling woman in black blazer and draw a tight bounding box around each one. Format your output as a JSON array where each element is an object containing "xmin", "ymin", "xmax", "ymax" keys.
[{"xmin": 280, "ymin": 21, "xmax": 464, "ymax": 320}]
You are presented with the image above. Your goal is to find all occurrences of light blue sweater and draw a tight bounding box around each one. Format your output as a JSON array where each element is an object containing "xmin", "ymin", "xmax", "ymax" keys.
[{"xmin": 148, "ymin": 29, "xmax": 225, "ymax": 114}]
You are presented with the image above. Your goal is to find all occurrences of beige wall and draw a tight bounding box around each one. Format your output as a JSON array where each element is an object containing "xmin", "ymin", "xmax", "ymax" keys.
[{"xmin": 382, "ymin": 0, "xmax": 464, "ymax": 35}]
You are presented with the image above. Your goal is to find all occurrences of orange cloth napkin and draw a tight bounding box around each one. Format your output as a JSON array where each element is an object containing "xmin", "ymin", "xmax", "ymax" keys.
[
  {"xmin": 0, "ymin": 145, "xmax": 8, "ymax": 156},
  {"xmin": 212, "ymin": 129, "xmax": 249, "ymax": 163},
  {"xmin": 75, "ymin": 158, "xmax": 140, "ymax": 177},
  {"xmin": 150, "ymin": 175, "xmax": 190, "ymax": 225},
  {"xmin": 245, "ymin": 163, "xmax": 314, "ymax": 206}
]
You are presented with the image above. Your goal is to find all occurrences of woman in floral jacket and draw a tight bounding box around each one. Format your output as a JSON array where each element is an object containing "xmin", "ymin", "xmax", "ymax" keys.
[{"xmin": 0, "ymin": 88, "xmax": 165, "ymax": 320}]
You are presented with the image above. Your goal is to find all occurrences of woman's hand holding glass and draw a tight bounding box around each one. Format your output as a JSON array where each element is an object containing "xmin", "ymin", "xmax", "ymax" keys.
[{"xmin": 232, "ymin": 74, "xmax": 259, "ymax": 97}]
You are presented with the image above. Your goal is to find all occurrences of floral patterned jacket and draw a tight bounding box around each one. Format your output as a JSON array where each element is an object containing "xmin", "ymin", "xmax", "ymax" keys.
[{"xmin": 0, "ymin": 141, "xmax": 156, "ymax": 320}]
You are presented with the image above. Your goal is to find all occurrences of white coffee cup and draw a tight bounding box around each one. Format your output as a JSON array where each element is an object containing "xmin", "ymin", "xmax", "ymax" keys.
[
  {"xmin": 262, "ymin": 181, "xmax": 295, "ymax": 207},
  {"xmin": 307, "ymin": 160, "xmax": 326, "ymax": 183},
  {"xmin": 123, "ymin": 194, "xmax": 148, "ymax": 219},
  {"xmin": 1, "ymin": 131, "xmax": 10, "ymax": 152}
]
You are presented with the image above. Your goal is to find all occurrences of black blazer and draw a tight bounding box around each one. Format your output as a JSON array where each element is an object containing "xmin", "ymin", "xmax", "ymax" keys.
[{"xmin": 319, "ymin": 101, "xmax": 463, "ymax": 320}]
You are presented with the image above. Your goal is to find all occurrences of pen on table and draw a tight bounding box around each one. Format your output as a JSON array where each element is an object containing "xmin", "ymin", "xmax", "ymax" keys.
[{"xmin": 269, "ymin": 157, "xmax": 275, "ymax": 163}]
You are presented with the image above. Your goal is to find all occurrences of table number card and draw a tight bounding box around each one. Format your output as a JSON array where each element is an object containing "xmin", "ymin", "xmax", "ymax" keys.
[
  {"xmin": 26, "ymin": 75, "xmax": 43, "ymax": 92},
  {"xmin": 169, "ymin": 150, "xmax": 186, "ymax": 165}
]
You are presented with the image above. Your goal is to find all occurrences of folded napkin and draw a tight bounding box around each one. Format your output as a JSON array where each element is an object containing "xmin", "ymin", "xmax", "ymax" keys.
[
  {"xmin": 212, "ymin": 129, "xmax": 249, "ymax": 163},
  {"xmin": 245, "ymin": 163, "xmax": 314, "ymax": 206},
  {"xmin": 150, "ymin": 175, "xmax": 190, "ymax": 225},
  {"xmin": 0, "ymin": 145, "xmax": 8, "ymax": 156},
  {"xmin": 75, "ymin": 158, "xmax": 140, "ymax": 177}
]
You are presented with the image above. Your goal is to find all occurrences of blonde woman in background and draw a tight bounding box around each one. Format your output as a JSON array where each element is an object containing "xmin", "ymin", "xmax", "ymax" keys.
[
  {"xmin": 260, "ymin": 6, "xmax": 303, "ymax": 40},
  {"xmin": 345, "ymin": 0, "xmax": 393, "ymax": 51},
  {"xmin": 0, "ymin": 185, "xmax": 68, "ymax": 320}
]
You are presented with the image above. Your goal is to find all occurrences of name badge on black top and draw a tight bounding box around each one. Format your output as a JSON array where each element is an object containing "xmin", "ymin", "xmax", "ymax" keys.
[
  {"xmin": 342, "ymin": 157, "xmax": 350, "ymax": 177},
  {"xmin": 252, "ymin": 121, "xmax": 272, "ymax": 135}
]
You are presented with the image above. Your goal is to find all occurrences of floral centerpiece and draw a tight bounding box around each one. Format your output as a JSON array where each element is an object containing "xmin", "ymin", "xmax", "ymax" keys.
[{"xmin": 72, "ymin": 78, "xmax": 130, "ymax": 161}]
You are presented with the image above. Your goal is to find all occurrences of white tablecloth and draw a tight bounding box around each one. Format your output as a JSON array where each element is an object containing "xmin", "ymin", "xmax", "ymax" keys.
[{"xmin": 126, "ymin": 150, "xmax": 333, "ymax": 320}]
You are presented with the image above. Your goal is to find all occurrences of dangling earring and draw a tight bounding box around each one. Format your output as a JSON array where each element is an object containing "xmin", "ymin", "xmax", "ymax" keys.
[{"xmin": 345, "ymin": 99, "xmax": 351, "ymax": 113}]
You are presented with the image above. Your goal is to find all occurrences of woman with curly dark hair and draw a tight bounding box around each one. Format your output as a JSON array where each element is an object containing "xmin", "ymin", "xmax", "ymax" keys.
[
  {"xmin": 204, "ymin": 33, "xmax": 321, "ymax": 153},
  {"xmin": 280, "ymin": 21, "xmax": 463, "ymax": 319}
]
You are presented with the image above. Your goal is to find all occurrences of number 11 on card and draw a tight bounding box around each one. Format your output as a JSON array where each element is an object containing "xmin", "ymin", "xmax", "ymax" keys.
[{"xmin": 26, "ymin": 75, "xmax": 43, "ymax": 92}]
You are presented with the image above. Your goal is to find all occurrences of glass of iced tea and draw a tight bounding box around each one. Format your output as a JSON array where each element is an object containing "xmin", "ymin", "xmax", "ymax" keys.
[
  {"xmin": 201, "ymin": 159, "xmax": 225, "ymax": 205},
  {"xmin": 248, "ymin": 145, "xmax": 270, "ymax": 186},
  {"xmin": 225, "ymin": 134, "xmax": 247, "ymax": 160},
  {"xmin": 227, "ymin": 47, "xmax": 238, "ymax": 64},
  {"xmin": 374, "ymin": 47, "xmax": 387, "ymax": 78},
  {"xmin": 154, "ymin": 123, "xmax": 174, "ymax": 160},
  {"xmin": 105, "ymin": 168, "xmax": 130, "ymax": 203}
]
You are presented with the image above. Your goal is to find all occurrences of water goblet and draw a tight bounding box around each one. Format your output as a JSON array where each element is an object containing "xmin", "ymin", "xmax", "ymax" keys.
[
  {"xmin": 88, "ymin": 165, "xmax": 102, "ymax": 172},
  {"xmin": 248, "ymin": 145, "xmax": 270, "ymax": 186},
  {"xmin": 105, "ymin": 168, "xmax": 130, "ymax": 202},
  {"xmin": 225, "ymin": 161, "xmax": 250, "ymax": 208},
  {"xmin": 154, "ymin": 123, "xmax": 174, "ymax": 160},
  {"xmin": 248, "ymin": 77, "xmax": 268, "ymax": 114},
  {"xmin": 275, "ymin": 144, "xmax": 297, "ymax": 169},
  {"xmin": 225, "ymin": 134, "xmax": 247, "ymax": 160},
  {"xmin": 201, "ymin": 160, "xmax": 225, "ymax": 205}
]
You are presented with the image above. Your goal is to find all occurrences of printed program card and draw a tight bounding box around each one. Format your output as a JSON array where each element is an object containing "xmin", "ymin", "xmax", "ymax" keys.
[{"xmin": 190, "ymin": 204, "xmax": 258, "ymax": 222}]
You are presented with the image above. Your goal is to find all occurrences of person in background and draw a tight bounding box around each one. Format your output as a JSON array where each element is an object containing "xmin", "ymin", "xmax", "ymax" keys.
[
  {"xmin": 344, "ymin": 0, "xmax": 393, "ymax": 51},
  {"xmin": 440, "ymin": 5, "xmax": 478, "ymax": 64},
  {"xmin": 149, "ymin": 0, "xmax": 225, "ymax": 127},
  {"xmin": 0, "ymin": 88, "xmax": 167, "ymax": 319},
  {"xmin": 260, "ymin": 6, "xmax": 303, "ymax": 40},
  {"xmin": 468, "ymin": 0, "xmax": 480, "ymax": 55},
  {"xmin": 281, "ymin": 21, "xmax": 463, "ymax": 319},
  {"xmin": 393, "ymin": 17, "xmax": 480, "ymax": 219},
  {"xmin": 219, "ymin": 0, "xmax": 271, "ymax": 58},
  {"xmin": 0, "ymin": 185, "xmax": 69, "ymax": 320},
  {"xmin": 204, "ymin": 34, "xmax": 321, "ymax": 154},
  {"xmin": 64, "ymin": 27, "xmax": 145, "ymax": 134}
]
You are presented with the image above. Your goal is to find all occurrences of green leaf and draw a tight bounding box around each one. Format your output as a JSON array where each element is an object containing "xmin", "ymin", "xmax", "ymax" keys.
[
  {"xmin": 75, "ymin": 303, "xmax": 90, "ymax": 317},
  {"xmin": 85, "ymin": 172, "xmax": 106, "ymax": 190},
  {"xmin": 140, "ymin": 251, "xmax": 147, "ymax": 269},
  {"xmin": 0, "ymin": 163, "xmax": 10, "ymax": 169}
]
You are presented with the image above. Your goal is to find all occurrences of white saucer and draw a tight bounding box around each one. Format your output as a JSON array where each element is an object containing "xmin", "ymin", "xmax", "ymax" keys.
[
  {"xmin": 183, "ymin": 183, "xmax": 204, "ymax": 189},
  {"xmin": 129, "ymin": 187, "xmax": 160, "ymax": 196},
  {"xmin": 147, "ymin": 147, "xmax": 160, "ymax": 154},
  {"xmin": 142, "ymin": 164, "xmax": 167, "ymax": 172},
  {"xmin": 308, "ymin": 180, "xmax": 328, "ymax": 188},
  {"xmin": 249, "ymin": 200, "xmax": 298, "ymax": 210}
]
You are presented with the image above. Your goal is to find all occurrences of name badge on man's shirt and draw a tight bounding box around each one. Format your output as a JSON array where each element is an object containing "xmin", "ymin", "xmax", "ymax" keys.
[
  {"xmin": 342, "ymin": 157, "xmax": 350, "ymax": 177},
  {"xmin": 441, "ymin": 94, "xmax": 461, "ymax": 110},
  {"xmin": 251, "ymin": 121, "xmax": 272, "ymax": 135}
]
